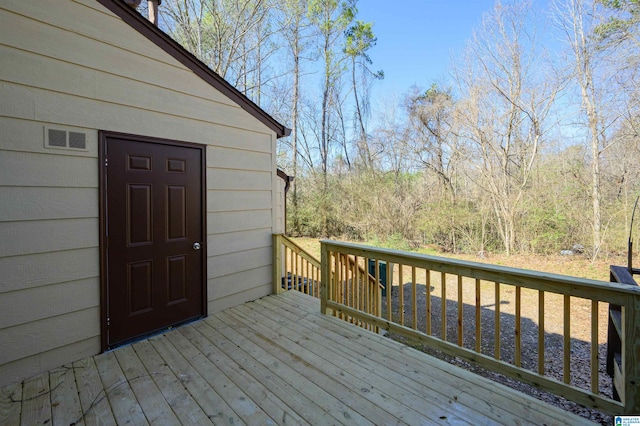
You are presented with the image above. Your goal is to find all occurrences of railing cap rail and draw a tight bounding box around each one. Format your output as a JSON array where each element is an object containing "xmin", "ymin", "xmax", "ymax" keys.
[
  {"xmin": 320, "ymin": 239, "xmax": 640, "ymax": 298},
  {"xmin": 278, "ymin": 234, "xmax": 321, "ymax": 268}
]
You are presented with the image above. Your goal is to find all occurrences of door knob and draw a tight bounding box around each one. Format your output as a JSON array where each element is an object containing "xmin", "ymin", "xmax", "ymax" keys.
[{"xmin": 193, "ymin": 242, "xmax": 201, "ymax": 250}]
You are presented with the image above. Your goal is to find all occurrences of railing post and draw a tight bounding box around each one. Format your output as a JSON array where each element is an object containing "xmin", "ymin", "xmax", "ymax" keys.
[
  {"xmin": 320, "ymin": 241, "xmax": 331, "ymax": 315},
  {"xmin": 273, "ymin": 234, "xmax": 282, "ymax": 295},
  {"xmin": 623, "ymin": 293, "xmax": 640, "ymax": 414}
]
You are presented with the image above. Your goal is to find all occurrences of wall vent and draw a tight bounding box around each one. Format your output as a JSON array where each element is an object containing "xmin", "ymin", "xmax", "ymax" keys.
[
  {"xmin": 45, "ymin": 127, "xmax": 88, "ymax": 151},
  {"xmin": 69, "ymin": 132, "xmax": 87, "ymax": 149}
]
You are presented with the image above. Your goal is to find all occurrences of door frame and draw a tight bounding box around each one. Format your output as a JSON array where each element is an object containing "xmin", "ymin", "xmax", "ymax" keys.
[{"xmin": 98, "ymin": 131, "xmax": 207, "ymax": 352}]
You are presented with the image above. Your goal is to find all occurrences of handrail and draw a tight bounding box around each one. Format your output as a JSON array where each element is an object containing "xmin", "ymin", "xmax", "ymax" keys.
[
  {"xmin": 323, "ymin": 240, "xmax": 640, "ymax": 301},
  {"xmin": 320, "ymin": 239, "xmax": 640, "ymax": 415},
  {"xmin": 273, "ymin": 234, "xmax": 320, "ymax": 297},
  {"xmin": 273, "ymin": 235, "xmax": 382, "ymax": 328},
  {"xmin": 279, "ymin": 234, "xmax": 321, "ymax": 269}
]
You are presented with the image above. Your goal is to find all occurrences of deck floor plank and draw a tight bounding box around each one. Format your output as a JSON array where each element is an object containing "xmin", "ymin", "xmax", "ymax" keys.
[
  {"xmin": 94, "ymin": 351, "xmax": 148, "ymax": 426},
  {"xmin": 277, "ymin": 290, "xmax": 591, "ymax": 425},
  {"xmin": 132, "ymin": 339, "xmax": 213, "ymax": 426},
  {"xmin": 201, "ymin": 313, "xmax": 375, "ymax": 426},
  {"xmin": 239, "ymin": 300, "xmax": 469, "ymax": 417},
  {"xmin": 193, "ymin": 320, "xmax": 332, "ymax": 425},
  {"xmin": 197, "ymin": 314, "xmax": 372, "ymax": 425},
  {"xmin": 268, "ymin": 296, "xmax": 524, "ymax": 423},
  {"xmin": 0, "ymin": 382, "xmax": 21, "ymax": 426},
  {"xmin": 229, "ymin": 301, "xmax": 473, "ymax": 425},
  {"xmin": 50, "ymin": 366, "xmax": 84, "ymax": 426},
  {"xmin": 20, "ymin": 373, "xmax": 51, "ymax": 426},
  {"xmin": 72, "ymin": 357, "xmax": 117, "ymax": 426},
  {"xmin": 114, "ymin": 345, "xmax": 181, "ymax": 426},
  {"xmin": 148, "ymin": 333, "xmax": 246, "ymax": 425},
  {"xmin": 260, "ymin": 293, "xmax": 540, "ymax": 424},
  {"xmin": 181, "ymin": 322, "xmax": 309, "ymax": 425},
  {"xmin": 164, "ymin": 328, "xmax": 269, "ymax": 425},
  {"xmin": 0, "ymin": 291, "xmax": 597, "ymax": 426},
  {"xmin": 205, "ymin": 311, "xmax": 404, "ymax": 425}
]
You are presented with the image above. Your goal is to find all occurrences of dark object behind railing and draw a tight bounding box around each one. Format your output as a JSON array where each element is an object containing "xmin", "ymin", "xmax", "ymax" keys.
[{"xmin": 281, "ymin": 272, "xmax": 317, "ymax": 293}]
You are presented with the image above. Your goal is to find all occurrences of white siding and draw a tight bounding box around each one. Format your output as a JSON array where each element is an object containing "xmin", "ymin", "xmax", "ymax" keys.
[{"xmin": 0, "ymin": 0, "xmax": 279, "ymax": 386}]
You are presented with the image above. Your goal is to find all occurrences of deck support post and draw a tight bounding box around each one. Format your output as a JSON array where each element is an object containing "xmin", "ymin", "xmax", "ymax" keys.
[
  {"xmin": 273, "ymin": 234, "xmax": 283, "ymax": 295},
  {"xmin": 320, "ymin": 242, "xmax": 331, "ymax": 315}
]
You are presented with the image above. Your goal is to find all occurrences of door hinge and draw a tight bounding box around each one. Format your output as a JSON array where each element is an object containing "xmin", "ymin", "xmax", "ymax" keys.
[
  {"xmin": 104, "ymin": 158, "xmax": 108, "ymax": 167},
  {"xmin": 106, "ymin": 317, "xmax": 110, "ymax": 326}
]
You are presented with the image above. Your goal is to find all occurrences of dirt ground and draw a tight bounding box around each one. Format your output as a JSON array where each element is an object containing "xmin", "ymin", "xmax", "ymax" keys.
[{"xmin": 291, "ymin": 238, "xmax": 625, "ymax": 425}]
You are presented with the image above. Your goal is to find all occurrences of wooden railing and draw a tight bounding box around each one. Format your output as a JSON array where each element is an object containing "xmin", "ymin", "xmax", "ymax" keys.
[
  {"xmin": 273, "ymin": 234, "xmax": 381, "ymax": 326},
  {"xmin": 273, "ymin": 234, "xmax": 321, "ymax": 298},
  {"xmin": 327, "ymin": 252, "xmax": 382, "ymax": 331},
  {"xmin": 320, "ymin": 239, "xmax": 640, "ymax": 415}
]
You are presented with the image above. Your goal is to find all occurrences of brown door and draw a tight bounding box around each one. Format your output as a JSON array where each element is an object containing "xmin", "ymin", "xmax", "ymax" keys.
[{"xmin": 101, "ymin": 133, "xmax": 205, "ymax": 349}]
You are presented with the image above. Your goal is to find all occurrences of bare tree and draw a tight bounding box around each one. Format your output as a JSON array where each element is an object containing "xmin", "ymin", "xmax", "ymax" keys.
[
  {"xmin": 372, "ymin": 93, "xmax": 414, "ymax": 177},
  {"xmin": 163, "ymin": 0, "xmax": 280, "ymax": 101},
  {"xmin": 406, "ymin": 83, "xmax": 462, "ymax": 199},
  {"xmin": 454, "ymin": 1, "xmax": 559, "ymax": 255},
  {"xmin": 552, "ymin": 0, "xmax": 629, "ymax": 258},
  {"xmin": 344, "ymin": 20, "xmax": 383, "ymax": 169},
  {"xmin": 308, "ymin": 0, "xmax": 355, "ymax": 235},
  {"xmin": 161, "ymin": 0, "xmax": 207, "ymax": 57},
  {"xmin": 276, "ymin": 0, "xmax": 315, "ymax": 232}
]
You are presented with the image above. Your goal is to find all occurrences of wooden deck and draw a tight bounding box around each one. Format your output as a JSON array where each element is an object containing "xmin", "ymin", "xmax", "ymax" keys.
[{"xmin": 1, "ymin": 291, "xmax": 595, "ymax": 425}]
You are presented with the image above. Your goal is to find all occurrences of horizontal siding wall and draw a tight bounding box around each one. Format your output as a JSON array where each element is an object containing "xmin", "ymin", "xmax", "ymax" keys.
[
  {"xmin": 0, "ymin": 114, "xmax": 101, "ymax": 386},
  {"xmin": 205, "ymin": 142, "xmax": 276, "ymax": 313},
  {"xmin": 0, "ymin": 0, "xmax": 278, "ymax": 386}
]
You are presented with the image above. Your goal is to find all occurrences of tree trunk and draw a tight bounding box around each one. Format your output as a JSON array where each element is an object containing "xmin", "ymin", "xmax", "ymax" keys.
[
  {"xmin": 590, "ymin": 117, "xmax": 602, "ymax": 257},
  {"xmin": 321, "ymin": 43, "xmax": 330, "ymax": 236},
  {"xmin": 291, "ymin": 40, "xmax": 300, "ymax": 234},
  {"xmin": 352, "ymin": 57, "xmax": 370, "ymax": 168}
]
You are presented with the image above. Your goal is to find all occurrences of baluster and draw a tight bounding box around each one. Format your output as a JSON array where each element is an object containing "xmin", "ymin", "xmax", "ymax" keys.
[
  {"xmin": 538, "ymin": 290, "xmax": 545, "ymax": 375},
  {"xmin": 426, "ymin": 270, "xmax": 432, "ymax": 335},
  {"xmin": 412, "ymin": 266, "xmax": 417, "ymax": 330},
  {"xmin": 591, "ymin": 300, "xmax": 598, "ymax": 393},
  {"xmin": 515, "ymin": 286, "xmax": 521, "ymax": 367},
  {"xmin": 475, "ymin": 278, "xmax": 481, "ymax": 353},
  {"xmin": 441, "ymin": 272, "xmax": 447, "ymax": 341},
  {"xmin": 458, "ymin": 275, "xmax": 463, "ymax": 346},
  {"xmin": 563, "ymin": 294, "xmax": 571, "ymax": 384},
  {"xmin": 495, "ymin": 282, "xmax": 500, "ymax": 360}
]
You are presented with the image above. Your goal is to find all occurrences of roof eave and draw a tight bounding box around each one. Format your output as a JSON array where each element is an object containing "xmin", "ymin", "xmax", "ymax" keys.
[{"xmin": 95, "ymin": 0, "xmax": 290, "ymax": 139}]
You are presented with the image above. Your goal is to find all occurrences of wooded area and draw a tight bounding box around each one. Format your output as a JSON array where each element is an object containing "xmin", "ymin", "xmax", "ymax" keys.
[{"xmin": 157, "ymin": 0, "xmax": 640, "ymax": 257}]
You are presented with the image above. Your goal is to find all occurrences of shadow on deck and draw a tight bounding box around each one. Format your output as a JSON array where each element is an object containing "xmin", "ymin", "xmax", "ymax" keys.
[{"xmin": 0, "ymin": 291, "xmax": 595, "ymax": 425}]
